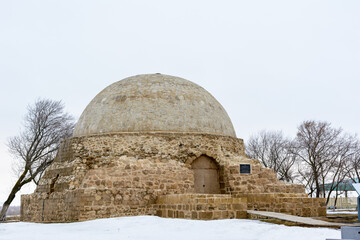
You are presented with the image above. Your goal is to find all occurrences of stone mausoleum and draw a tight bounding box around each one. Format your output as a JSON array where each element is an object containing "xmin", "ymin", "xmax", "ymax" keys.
[{"xmin": 21, "ymin": 74, "xmax": 326, "ymax": 222}]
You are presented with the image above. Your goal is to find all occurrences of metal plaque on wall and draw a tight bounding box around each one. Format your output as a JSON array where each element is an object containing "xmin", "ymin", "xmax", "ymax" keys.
[{"xmin": 240, "ymin": 164, "xmax": 251, "ymax": 174}]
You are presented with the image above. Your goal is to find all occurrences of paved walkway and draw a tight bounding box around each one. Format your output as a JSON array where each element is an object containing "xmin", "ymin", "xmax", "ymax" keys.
[{"xmin": 247, "ymin": 210, "xmax": 349, "ymax": 227}]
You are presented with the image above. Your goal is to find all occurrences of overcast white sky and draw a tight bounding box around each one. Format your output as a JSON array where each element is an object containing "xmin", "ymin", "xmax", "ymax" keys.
[{"xmin": 0, "ymin": 0, "xmax": 359, "ymax": 206}]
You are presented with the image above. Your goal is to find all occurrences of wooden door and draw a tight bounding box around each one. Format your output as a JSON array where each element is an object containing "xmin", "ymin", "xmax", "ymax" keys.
[{"xmin": 192, "ymin": 156, "xmax": 220, "ymax": 194}]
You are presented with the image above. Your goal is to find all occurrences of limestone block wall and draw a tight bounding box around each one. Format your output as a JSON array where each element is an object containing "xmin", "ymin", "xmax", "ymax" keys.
[
  {"xmin": 21, "ymin": 132, "xmax": 246, "ymax": 222},
  {"xmin": 155, "ymin": 194, "xmax": 247, "ymax": 220},
  {"xmin": 222, "ymin": 162, "xmax": 326, "ymax": 217},
  {"xmin": 33, "ymin": 132, "xmax": 245, "ymax": 196},
  {"xmin": 224, "ymin": 164, "xmax": 306, "ymax": 195},
  {"xmin": 21, "ymin": 132, "xmax": 326, "ymax": 222},
  {"xmin": 76, "ymin": 158, "xmax": 194, "ymax": 221},
  {"xmin": 244, "ymin": 193, "xmax": 326, "ymax": 217},
  {"xmin": 21, "ymin": 191, "xmax": 82, "ymax": 222}
]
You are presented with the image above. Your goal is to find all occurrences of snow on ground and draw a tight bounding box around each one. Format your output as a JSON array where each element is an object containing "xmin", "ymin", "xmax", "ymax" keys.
[{"xmin": 0, "ymin": 216, "xmax": 340, "ymax": 240}]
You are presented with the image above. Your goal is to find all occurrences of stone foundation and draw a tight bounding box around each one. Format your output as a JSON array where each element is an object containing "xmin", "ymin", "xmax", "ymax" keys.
[
  {"xmin": 155, "ymin": 194, "xmax": 247, "ymax": 220},
  {"xmin": 21, "ymin": 132, "xmax": 326, "ymax": 222}
]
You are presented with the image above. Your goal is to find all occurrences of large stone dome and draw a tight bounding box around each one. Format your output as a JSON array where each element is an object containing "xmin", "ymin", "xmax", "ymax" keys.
[{"xmin": 73, "ymin": 74, "xmax": 236, "ymax": 137}]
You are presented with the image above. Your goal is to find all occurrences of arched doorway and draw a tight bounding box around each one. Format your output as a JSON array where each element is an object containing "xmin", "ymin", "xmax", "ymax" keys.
[{"xmin": 191, "ymin": 155, "xmax": 220, "ymax": 194}]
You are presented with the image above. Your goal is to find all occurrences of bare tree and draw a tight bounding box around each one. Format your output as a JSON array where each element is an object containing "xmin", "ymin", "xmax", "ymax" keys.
[
  {"xmin": 0, "ymin": 99, "xmax": 75, "ymax": 221},
  {"xmin": 345, "ymin": 140, "xmax": 360, "ymax": 182},
  {"xmin": 246, "ymin": 130, "xmax": 296, "ymax": 182},
  {"xmin": 291, "ymin": 120, "xmax": 357, "ymax": 203}
]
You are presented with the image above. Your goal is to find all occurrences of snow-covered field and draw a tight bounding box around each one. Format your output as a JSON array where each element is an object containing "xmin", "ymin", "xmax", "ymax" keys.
[{"xmin": 0, "ymin": 216, "xmax": 340, "ymax": 240}]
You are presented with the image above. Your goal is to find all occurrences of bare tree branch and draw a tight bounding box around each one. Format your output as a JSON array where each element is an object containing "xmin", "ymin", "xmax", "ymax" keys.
[
  {"xmin": 291, "ymin": 120, "xmax": 357, "ymax": 200},
  {"xmin": 246, "ymin": 130, "xmax": 296, "ymax": 182},
  {"xmin": 0, "ymin": 99, "xmax": 75, "ymax": 221}
]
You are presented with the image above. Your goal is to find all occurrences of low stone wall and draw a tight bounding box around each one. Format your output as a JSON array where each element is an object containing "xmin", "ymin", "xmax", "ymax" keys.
[
  {"xmin": 153, "ymin": 193, "xmax": 326, "ymax": 220},
  {"xmin": 155, "ymin": 194, "xmax": 247, "ymax": 220},
  {"xmin": 243, "ymin": 193, "xmax": 326, "ymax": 217}
]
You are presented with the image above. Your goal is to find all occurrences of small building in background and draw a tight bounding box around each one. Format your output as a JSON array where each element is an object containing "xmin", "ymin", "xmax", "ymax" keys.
[{"xmin": 324, "ymin": 179, "xmax": 358, "ymax": 209}]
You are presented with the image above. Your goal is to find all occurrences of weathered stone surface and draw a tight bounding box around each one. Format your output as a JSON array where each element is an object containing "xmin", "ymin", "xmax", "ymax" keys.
[
  {"xmin": 156, "ymin": 194, "xmax": 247, "ymax": 220},
  {"xmin": 74, "ymin": 74, "xmax": 236, "ymax": 137},
  {"xmin": 21, "ymin": 132, "xmax": 325, "ymax": 222}
]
